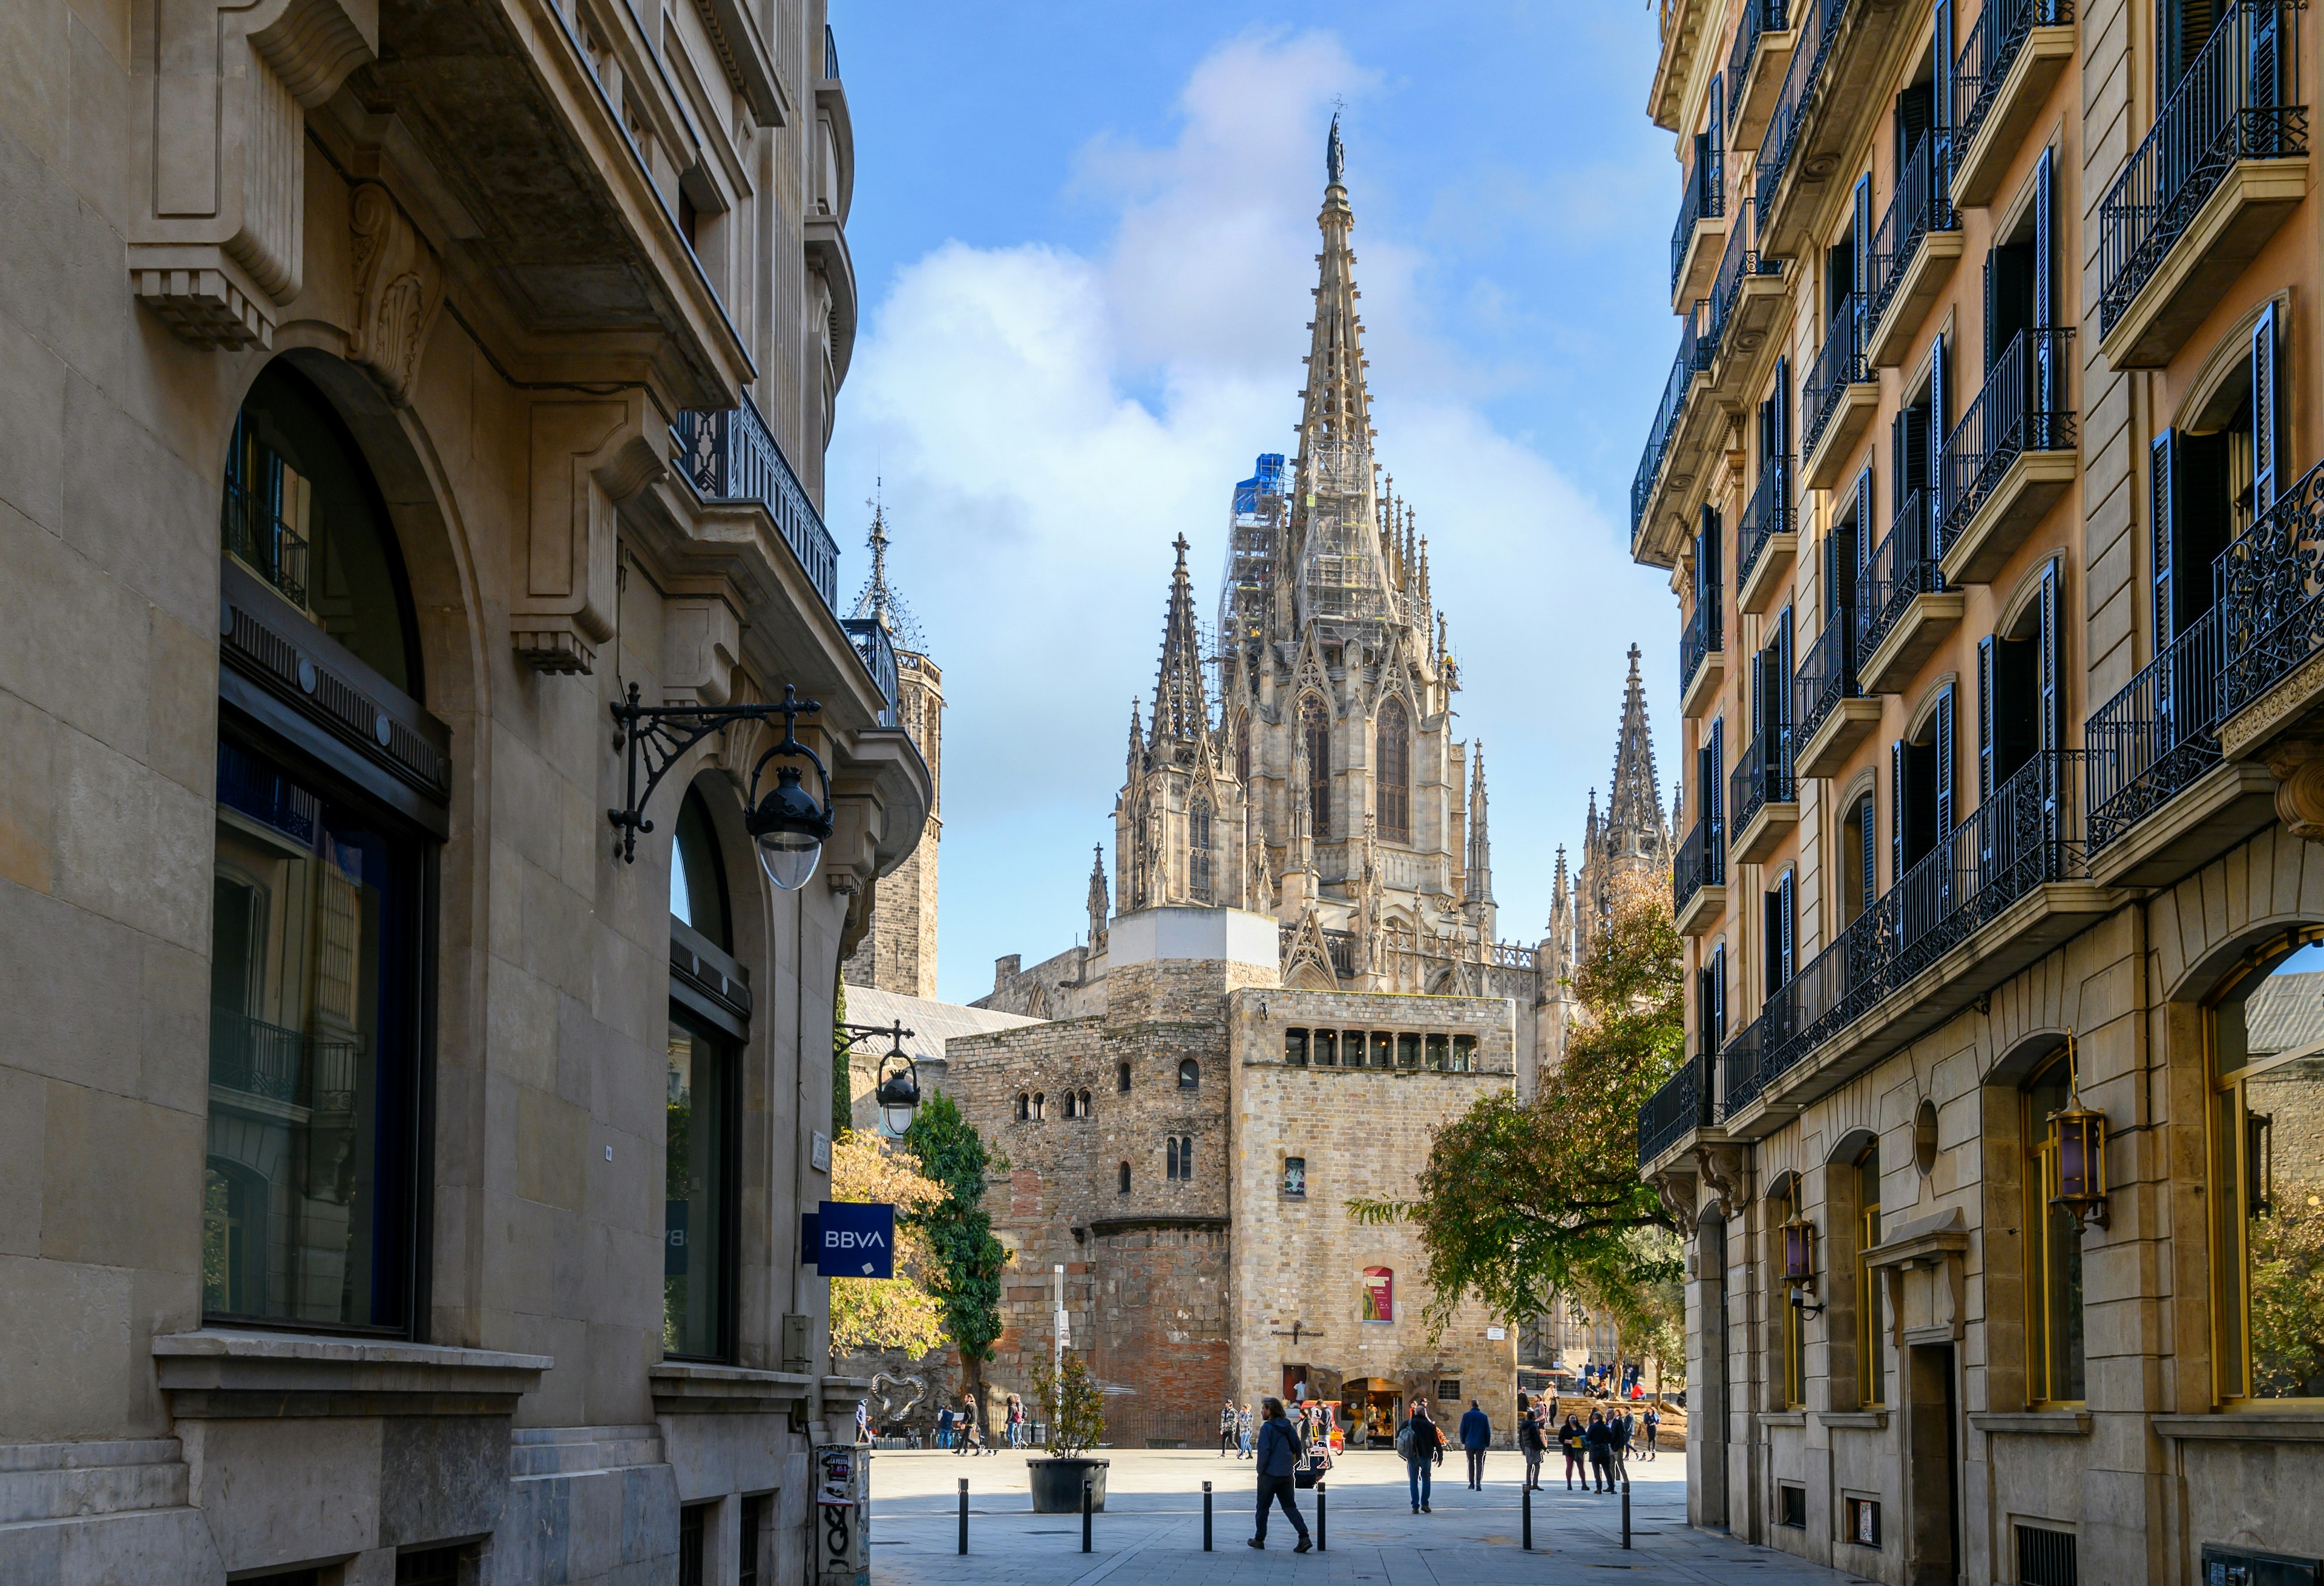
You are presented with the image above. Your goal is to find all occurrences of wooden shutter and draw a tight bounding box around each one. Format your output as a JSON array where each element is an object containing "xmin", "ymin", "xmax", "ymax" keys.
[
  {"xmin": 1856, "ymin": 469, "xmax": 1876, "ymax": 567},
  {"xmin": 1711, "ymin": 943, "xmax": 1727, "ymax": 1037},
  {"xmin": 1710, "ymin": 76, "xmax": 1726, "ymax": 165},
  {"xmin": 1983, "ymin": 252, "xmax": 1996, "ymax": 373},
  {"xmin": 1934, "ymin": 0, "xmax": 1954, "ymax": 130},
  {"xmin": 1703, "ymin": 503, "xmax": 1724, "ymax": 625},
  {"xmin": 2039, "ymin": 561, "xmax": 2060, "ymax": 753},
  {"xmin": 1750, "ymin": 650, "xmax": 1765, "ymax": 758},
  {"xmin": 1891, "ymin": 738, "xmax": 1907, "ymax": 884},
  {"xmin": 1709, "ymin": 716, "xmax": 1725, "ymax": 826},
  {"xmin": 1853, "ymin": 173, "xmax": 1874, "ymax": 329},
  {"xmin": 1978, "ymin": 636, "xmax": 1997, "ymax": 800},
  {"xmin": 2254, "ymin": 301, "xmax": 2279, "ymax": 514},
  {"xmin": 2034, "ymin": 148, "xmax": 2055, "ymax": 329},
  {"xmin": 2152, "ymin": 432, "xmax": 2178, "ymax": 646},
  {"xmin": 2251, "ymin": 0, "xmax": 2280, "ymax": 115},
  {"xmin": 1930, "ymin": 332, "xmax": 1949, "ymax": 531},
  {"xmin": 1774, "ymin": 354, "xmax": 1791, "ymax": 456},
  {"xmin": 1935, "ymin": 688, "xmax": 1956, "ymax": 835},
  {"xmin": 1779, "ymin": 867, "xmax": 1796, "ymax": 985},
  {"xmin": 1777, "ymin": 607, "xmax": 1796, "ymax": 777},
  {"xmin": 1859, "ymin": 794, "xmax": 1878, "ymax": 913}
]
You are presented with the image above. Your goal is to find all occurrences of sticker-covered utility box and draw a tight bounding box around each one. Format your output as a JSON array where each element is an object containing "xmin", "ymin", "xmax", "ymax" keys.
[{"xmin": 815, "ymin": 1443, "xmax": 868, "ymax": 1586}]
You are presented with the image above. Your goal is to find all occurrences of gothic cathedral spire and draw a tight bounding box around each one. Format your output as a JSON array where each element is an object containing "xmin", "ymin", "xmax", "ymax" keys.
[
  {"xmin": 1149, "ymin": 534, "xmax": 1209, "ymax": 746},
  {"xmin": 1605, "ymin": 644, "xmax": 1669, "ymax": 861}
]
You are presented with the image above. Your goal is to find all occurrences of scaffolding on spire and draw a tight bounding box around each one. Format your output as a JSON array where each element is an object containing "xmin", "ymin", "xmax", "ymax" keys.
[{"xmin": 1218, "ymin": 453, "xmax": 1285, "ymax": 663}]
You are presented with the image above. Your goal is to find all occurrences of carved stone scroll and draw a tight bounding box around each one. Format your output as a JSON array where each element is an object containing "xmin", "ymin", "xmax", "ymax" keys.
[
  {"xmin": 347, "ymin": 183, "xmax": 444, "ymax": 406},
  {"xmin": 514, "ymin": 395, "xmax": 666, "ymax": 674}
]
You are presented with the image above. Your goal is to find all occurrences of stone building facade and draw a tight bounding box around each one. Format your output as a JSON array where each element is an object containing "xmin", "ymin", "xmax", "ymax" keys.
[
  {"xmin": 1630, "ymin": 0, "xmax": 2324, "ymax": 1576},
  {"xmin": 0, "ymin": 4, "xmax": 927, "ymax": 1584}
]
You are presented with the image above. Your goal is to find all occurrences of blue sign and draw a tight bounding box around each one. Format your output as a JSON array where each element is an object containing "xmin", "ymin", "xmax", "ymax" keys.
[{"xmin": 804, "ymin": 1202, "xmax": 896, "ymax": 1278}]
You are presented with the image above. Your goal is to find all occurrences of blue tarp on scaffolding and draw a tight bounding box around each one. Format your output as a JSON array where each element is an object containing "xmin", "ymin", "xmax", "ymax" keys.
[{"xmin": 1232, "ymin": 453, "xmax": 1286, "ymax": 515}]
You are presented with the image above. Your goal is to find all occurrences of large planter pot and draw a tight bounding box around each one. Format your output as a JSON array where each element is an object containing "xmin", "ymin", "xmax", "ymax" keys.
[{"xmin": 1028, "ymin": 1456, "xmax": 1109, "ymax": 1513}]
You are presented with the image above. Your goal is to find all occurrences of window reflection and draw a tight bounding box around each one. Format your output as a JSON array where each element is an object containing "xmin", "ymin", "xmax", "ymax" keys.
[
  {"xmin": 2026, "ymin": 1051, "xmax": 2087, "ymax": 1403},
  {"xmin": 665, "ymin": 1016, "xmax": 732, "ymax": 1360}
]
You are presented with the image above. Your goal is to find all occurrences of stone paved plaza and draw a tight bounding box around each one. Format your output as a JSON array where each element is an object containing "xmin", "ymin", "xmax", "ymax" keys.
[{"xmin": 863, "ymin": 1447, "xmax": 1866, "ymax": 1586}]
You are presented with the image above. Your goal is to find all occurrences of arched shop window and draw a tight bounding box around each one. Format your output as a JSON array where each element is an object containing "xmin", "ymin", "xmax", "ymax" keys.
[{"xmin": 2025, "ymin": 1047, "xmax": 2086, "ymax": 1404}]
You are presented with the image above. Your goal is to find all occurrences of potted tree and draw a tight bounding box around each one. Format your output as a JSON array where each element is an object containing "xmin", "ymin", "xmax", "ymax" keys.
[{"xmin": 1026, "ymin": 1352, "xmax": 1109, "ymax": 1512}]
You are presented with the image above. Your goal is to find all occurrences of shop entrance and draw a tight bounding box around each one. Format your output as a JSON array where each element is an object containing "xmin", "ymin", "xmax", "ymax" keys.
[
  {"xmin": 1906, "ymin": 1343, "xmax": 1959, "ymax": 1586},
  {"xmin": 1342, "ymin": 1376, "xmax": 1402, "ymax": 1447}
]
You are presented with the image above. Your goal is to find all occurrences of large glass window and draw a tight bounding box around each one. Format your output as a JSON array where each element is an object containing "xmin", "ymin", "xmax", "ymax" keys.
[
  {"xmin": 204, "ymin": 739, "xmax": 423, "ymax": 1330},
  {"xmin": 2026, "ymin": 1051, "xmax": 2087, "ymax": 1404},
  {"xmin": 2208, "ymin": 932, "xmax": 2324, "ymax": 1401},
  {"xmin": 671, "ymin": 790, "xmax": 730, "ymax": 947},
  {"xmin": 1856, "ymin": 1145, "xmax": 1888, "ymax": 1407},
  {"xmin": 665, "ymin": 1013, "xmax": 734, "ymax": 1360}
]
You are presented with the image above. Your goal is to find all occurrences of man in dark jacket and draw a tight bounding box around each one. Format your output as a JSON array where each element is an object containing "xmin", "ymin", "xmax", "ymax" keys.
[
  {"xmin": 1457, "ymin": 1399, "xmax": 1491, "ymax": 1489},
  {"xmin": 1584, "ymin": 1409, "xmax": 1615, "ymax": 1493},
  {"xmin": 1248, "ymin": 1398, "xmax": 1312, "ymax": 1552}
]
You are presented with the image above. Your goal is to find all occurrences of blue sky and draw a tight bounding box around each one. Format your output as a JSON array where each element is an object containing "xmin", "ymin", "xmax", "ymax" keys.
[{"xmin": 826, "ymin": 5, "xmax": 1686, "ymax": 1004}]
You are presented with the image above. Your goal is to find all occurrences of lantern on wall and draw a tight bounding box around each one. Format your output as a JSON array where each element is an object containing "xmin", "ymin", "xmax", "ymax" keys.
[
  {"xmin": 2045, "ymin": 1030, "xmax": 2110, "ymax": 1231},
  {"xmin": 1782, "ymin": 1214, "xmax": 1816, "ymax": 1286}
]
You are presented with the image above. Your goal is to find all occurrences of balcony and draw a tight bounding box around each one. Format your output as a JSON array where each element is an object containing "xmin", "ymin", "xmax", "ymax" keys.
[
  {"xmin": 2097, "ymin": 0, "xmax": 2309, "ymax": 368},
  {"xmin": 1802, "ymin": 294, "xmax": 1879, "ymax": 488},
  {"xmin": 674, "ymin": 396, "xmax": 841, "ymax": 614},
  {"xmin": 1704, "ymin": 212, "xmax": 1790, "ymax": 404},
  {"xmin": 221, "ymin": 480, "xmax": 312, "ymax": 611},
  {"xmin": 1632, "ymin": 303, "xmax": 1722, "ymax": 567},
  {"xmin": 1672, "ymin": 153, "xmax": 1730, "ymax": 308},
  {"xmin": 1794, "ymin": 611, "xmax": 1880, "ymax": 775},
  {"xmin": 1951, "ymin": 0, "xmax": 2078, "ymax": 207},
  {"xmin": 1753, "ymin": 0, "xmax": 1923, "ymax": 258},
  {"xmin": 1857, "ymin": 489, "xmax": 1962, "ymax": 691},
  {"xmin": 1652, "ymin": 0, "xmax": 1720, "ymax": 131},
  {"xmin": 1638, "ymin": 1052, "xmax": 1721, "ymax": 1173},
  {"xmin": 1865, "ymin": 131, "xmax": 1963, "ymax": 367},
  {"xmin": 1728, "ymin": 0, "xmax": 1799, "ymax": 148},
  {"xmin": 1721, "ymin": 751, "xmax": 2113, "ymax": 1130},
  {"xmin": 842, "ymin": 618, "xmax": 902, "ymax": 726},
  {"xmin": 2085, "ymin": 604, "xmax": 2279, "ymax": 885},
  {"xmin": 1675, "ymin": 811, "xmax": 1729, "ymax": 936},
  {"xmin": 1682, "ymin": 591, "xmax": 1727, "ymax": 718},
  {"xmin": 209, "ymin": 1008, "xmax": 357, "ymax": 1114},
  {"xmin": 1738, "ymin": 458, "xmax": 1799, "ymax": 615},
  {"xmin": 2215, "ymin": 458, "xmax": 2324, "ymax": 759},
  {"xmin": 1935, "ymin": 327, "xmax": 2078, "ymax": 585},
  {"xmin": 1732, "ymin": 731, "xmax": 1800, "ymax": 861}
]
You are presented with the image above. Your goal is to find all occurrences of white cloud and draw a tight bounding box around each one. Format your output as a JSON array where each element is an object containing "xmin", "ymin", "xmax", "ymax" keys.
[{"xmin": 830, "ymin": 30, "xmax": 1676, "ymax": 1002}]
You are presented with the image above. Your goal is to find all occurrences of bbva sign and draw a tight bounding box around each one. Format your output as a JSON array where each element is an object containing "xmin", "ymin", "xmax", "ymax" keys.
[{"xmin": 800, "ymin": 1200, "xmax": 896, "ymax": 1279}]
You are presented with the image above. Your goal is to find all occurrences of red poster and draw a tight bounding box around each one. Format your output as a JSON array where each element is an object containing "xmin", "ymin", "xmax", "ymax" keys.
[{"xmin": 1362, "ymin": 1267, "xmax": 1394, "ymax": 1323}]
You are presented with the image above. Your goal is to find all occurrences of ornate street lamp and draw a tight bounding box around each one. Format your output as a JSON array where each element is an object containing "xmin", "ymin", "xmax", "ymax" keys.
[
  {"xmin": 2045, "ymin": 1029, "xmax": 2110, "ymax": 1231},
  {"xmin": 1782, "ymin": 1213, "xmax": 1824, "ymax": 1315},
  {"xmin": 838, "ymin": 1019, "xmax": 921, "ymax": 1135},
  {"xmin": 607, "ymin": 682, "xmax": 834, "ymax": 890}
]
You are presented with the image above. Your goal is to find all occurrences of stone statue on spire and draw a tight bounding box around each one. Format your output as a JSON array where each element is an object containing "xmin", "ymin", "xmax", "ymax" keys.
[{"xmin": 1326, "ymin": 111, "xmax": 1345, "ymax": 186}]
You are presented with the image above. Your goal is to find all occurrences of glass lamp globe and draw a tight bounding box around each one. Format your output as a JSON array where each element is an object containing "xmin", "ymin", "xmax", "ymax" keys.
[
  {"xmin": 875, "ymin": 1066, "xmax": 920, "ymax": 1136},
  {"xmin": 749, "ymin": 765, "xmax": 829, "ymax": 890},
  {"xmin": 756, "ymin": 828, "xmax": 822, "ymax": 890}
]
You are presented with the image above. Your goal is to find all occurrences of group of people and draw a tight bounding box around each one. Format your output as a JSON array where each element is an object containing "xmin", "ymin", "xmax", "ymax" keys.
[
  {"xmin": 1216, "ymin": 1400, "xmax": 1256, "ymax": 1458},
  {"xmin": 931, "ymin": 1392, "xmax": 1032, "ymax": 1454},
  {"xmin": 1514, "ymin": 1395, "xmax": 1659, "ymax": 1493}
]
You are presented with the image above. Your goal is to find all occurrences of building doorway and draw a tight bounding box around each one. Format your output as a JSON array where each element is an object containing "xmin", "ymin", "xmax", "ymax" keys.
[
  {"xmin": 1342, "ymin": 1377, "xmax": 1402, "ymax": 1447},
  {"xmin": 1906, "ymin": 1343, "xmax": 1960, "ymax": 1586}
]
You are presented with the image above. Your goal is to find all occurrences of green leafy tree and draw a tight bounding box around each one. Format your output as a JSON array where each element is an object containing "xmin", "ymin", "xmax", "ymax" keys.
[
  {"xmin": 1029, "ymin": 1350, "xmax": 1107, "ymax": 1457},
  {"xmin": 2248, "ymin": 1176, "xmax": 2324, "ymax": 1397},
  {"xmin": 902, "ymin": 1091, "xmax": 1008, "ymax": 1432},
  {"xmin": 1350, "ymin": 869, "xmax": 1689, "ymax": 1384},
  {"xmin": 833, "ymin": 981, "xmax": 853, "ymax": 1140}
]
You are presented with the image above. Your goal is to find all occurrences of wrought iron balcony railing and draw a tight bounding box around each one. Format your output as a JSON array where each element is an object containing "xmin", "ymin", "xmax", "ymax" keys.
[
  {"xmin": 1631, "ymin": 306, "xmax": 1714, "ymax": 533},
  {"xmin": 1953, "ymin": 0, "xmax": 2073, "ymax": 145},
  {"xmin": 1672, "ymin": 150, "xmax": 1728, "ymax": 297},
  {"xmin": 2086, "ymin": 602, "xmax": 2225, "ymax": 851},
  {"xmin": 1736, "ymin": 456, "xmax": 1796, "ymax": 593},
  {"xmin": 1755, "ymin": 0, "xmax": 1852, "ymax": 226},
  {"xmin": 1707, "ymin": 202, "xmax": 1785, "ymax": 353},
  {"xmin": 824, "ymin": 21, "xmax": 840, "ymax": 79},
  {"xmin": 209, "ymin": 1007, "xmax": 358, "ymax": 1112},
  {"xmin": 1638, "ymin": 1053, "xmax": 1718, "ymax": 1168},
  {"xmin": 1936, "ymin": 326, "xmax": 2076, "ymax": 547},
  {"xmin": 1802, "ymin": 292, "xmax": 1871, "ymax": 459},
  {"xmin": 221, "ymin": 481, "xmax": 312, "ymax": 610},
  {"xmin": 1865, "ymin": 130, "xmax": 1958, "ymax": 328},
  {"xmin": 841, "ymin": 617, "xmax": 901, "ymax": 725},
  {"xmin": 2216, "ymin": 455, "xmax": 2324, "ymax": 720},
  {"xmin": 2097, "ymin": 0, "xmax": 2307, "ymax": 334},
  {"xmin": 1732, "ymin": 728, "xmax": 1795, "ymax": 834},
  {"xmin": 1726, "ymin": 749, "xmax": 2084, "ymax": 1112},
  {"xmin": 1794, "ymin": 608, "xmax": 1859, "ymax": 745},
  {"xmin": 1682, "ymin": 587, "xmax": 1725, "ymax": 696},
  {"xmin": 673, "ymin": 395, "xmax": 841, "ymax": 614},
  {"xmin": 1727, "ymin": 0, "xmax": 1793, "ymax": 127},
  {"xmin": 1856, "ymin": 487, "xmax": 1940, "ymax": 663},
  {"xmin": 1676, "ymin": 808, "xmax": 1727, "ymax": 914}
]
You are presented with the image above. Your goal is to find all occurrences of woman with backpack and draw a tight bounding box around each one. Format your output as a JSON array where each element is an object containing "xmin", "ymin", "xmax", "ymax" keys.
[{"xmin": 1397, "ymin": 1398, "xmax": 1443, "ymax": 1513}]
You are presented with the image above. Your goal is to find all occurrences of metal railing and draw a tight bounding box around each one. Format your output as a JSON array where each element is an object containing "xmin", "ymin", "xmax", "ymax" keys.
[
  {"xmin": 2086, "ymin": 603, "xmax": 2225, "ymax": 851},
  {"xmin": 1725, "ymin": 750, "xmax": 2084, "ymax": 1112},
  {"xmin": 1707, "ymin": 202, "xmax": 1785, "ymax": 352},
  {"xmin": 1728, "ymin": 0, "xmax": 1793, "ymax": 126},
  {"xmin": 1794, "ymin": 608, "xmax": 1859, "ymax": 746},
  {"xmin": 1865, "ymin": 130, "xmax": 1957, "ymax": 330},
  {"xmin": 1638, "ymin": 1054, "xmax": 1717, "ymax": 1168},
  {"xmin": 1676, "ymin": 808, "xmax": 1727, "ymax": 916},
  {"xmin": 672, "ymin": 396, "xmax": 841, "ymax": 614},
  {"xmin": 2097, "ymin": 0, "xmax": 2306, "ymax": 334},
  {"xmin": 209, "ymin": 1007, "xmax": 359, "ymax": 1111},
  {"xmin": 841, "ymin": 618, "xmax": 901, "ymax": 725},
  {"xmin": 1954, "ymin": 0, "xmax": 2075, "ymax": 146},
  {"xmin": 824, "ymin": 22, "xmax": 840, "ymax": 79},
  {"xmin": 1672, "ymin": 151, "xmax": 1727, "ymax": 297},
  {"xmin": 1802, "ymin": 292, "xmax": 1870, "ymax": 460},
  {"xmin": 1736, "ymin": 456, "xmax": 1796, "ymax": 593},
  {"xmin": 1632, "ymin": 309, "xmax": 1713, "ymax": 533},
  {"xmin": 1732, "ymin": 729, "xmax": 1796, "ymax": 835},
  {"xmin": 1935, "ymin": 326, "xmax": 2076, "ymax": 547},
  {"xmin": 1755, "ymin": 0, "xmax": 1853, "ymax": 226},
  {"xmin": 221, "ymin": 481, "xmax": 312, "ymax": 609},
  {"xmin": 1856, "ymin": 487, "xmax": 1940, "ymax": 663},
  {"xmin": 1721, "ymin": 1009, "xmax": 1773, "ymax": 1116},
  {"xmin": 1682, "ymin": 590, "xmax": 1724, "ymax": 696},
  {"xmin": 2216, "ymin": 455, "xmax": 2324, "ymax": 720}
]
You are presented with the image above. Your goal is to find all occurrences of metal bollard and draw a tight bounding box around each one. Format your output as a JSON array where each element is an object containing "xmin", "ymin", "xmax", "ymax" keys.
[
  {"xmin": 1523, "ymin": 1482, "xmax": 1533, "ymax": 1550},
  {"xmin": 1621, "ymin": 1476, "xmax": 1632, "ymax": 1550},
  {"xmin": 1203, "ymin": 1481, "xmax": 1213, "ymax": 1551},
  {"xmin": 1316, "ymin": 1481, "xmax": 1327, "ymax": 1552},
  {"xmin": 957, "ymin": 1478, "xmax": 968, "ymax": 1555},
  {"xmin": 1082, "ymin": 1479, "xmax": 1093, "ymax": 1553}
]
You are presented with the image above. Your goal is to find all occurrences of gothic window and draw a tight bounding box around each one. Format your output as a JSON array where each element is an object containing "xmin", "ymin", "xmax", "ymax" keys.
[
  {"xmin": 1179, "ymin": 1058, "xmax": 1200, "ymax": 1090},
  {"xmin": 1301, "ymin": 694, "xmax": 1331, "ymax": 837},
  {"xmin": 1078, "ymin": 1089, "xmax": 1092, "ymax": 1118},
  {"xmin": 1015, "ymin": 1093, "xmax": 1030, "ymax": 1121},
  {"xmin": 1189, "ymin": 796, "xmax": 1213, "ymax": 903},
  {"xmin": 1031, "ymin": 1092, "xmax": 1046, "ymax": 1120},
  {"xmin": 1165, "ymin": 1136, "xmax": 1194, "ymax": 1180},
  {"xmin": 1376, "ymin": 698, "xmax": 1411, "ymax": 843},
  {"xmin": 1118, "ymin": 1162, "xmax": 1131, "ymax": 1194},
  {"xmin": 1118, "ymin": 1061, "xmax": 1132, "ymax": 1092}
]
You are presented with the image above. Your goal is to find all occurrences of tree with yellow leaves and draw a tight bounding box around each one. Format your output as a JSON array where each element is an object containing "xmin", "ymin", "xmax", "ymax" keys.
[{"xmin": 827, "ymin": 1130, "xmax": 949, "ymax": 1357}]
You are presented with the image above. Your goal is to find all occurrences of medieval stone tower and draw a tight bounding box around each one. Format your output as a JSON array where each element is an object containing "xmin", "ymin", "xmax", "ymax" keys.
[{"xmin": 842, "ymin": 501, "xmax": 943, "ymax": 997}]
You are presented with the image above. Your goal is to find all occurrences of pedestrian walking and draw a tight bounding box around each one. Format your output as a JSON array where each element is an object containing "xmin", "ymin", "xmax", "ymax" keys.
[
  {"xmin": 1458, "ymin": 1398, "xmax": 1491, "ymax": 1489},
  {"xmin": 936, "ymin": 1403, "xmax": 954, "ymax": 1451},
  {"xmin": 1517, "ymin": 1394, "xmax": 1546, "ymax": 1491},
  {"xmin": 1006, "ymin": 1394, "xmax": 1023, "ymax": 1450},
  {"xmin": 1611, "ymin": 1406, "xmax": 1633, "ymax": 1482},
  {"xmin": 1642, "ymin": 1404, "xmax": 1661, "ymax": 1461},
  {"xmin": 1219, "ymin": 1398, "xmax": 1238, "ymax": 1458},
  {"xmin": 1237, "ymin": 1403, "xmax": 1254, "ymax": 1458},
  {"xmin": 1558, "ymin": 1413, "xmax": 1587, "ymax": 1490},
  {"xmin": 1247, "ymin": 1398, "xmax": 1313, "ymax": 1551},
  {"xmin": 1398, "ymin": 1399, "xmax": 1443, "ymax": 1513},
  {"xmin": 1584, "ymin": 1409, "xmax": 1614, "ymax": 1493},
  {"xmin": 854, "ymin": 1399, "xmax": 871, "ymax": 1446},
  {"xmin": 958, "ymin": 1394, "xmax": 981, "ymax": 1456}
]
